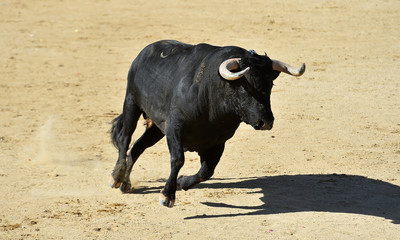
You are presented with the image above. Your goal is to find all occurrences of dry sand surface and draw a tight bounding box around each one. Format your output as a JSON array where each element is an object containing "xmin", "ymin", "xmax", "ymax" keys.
[{"xmin": 1, "ymin": 0, "xmax": 399, "ymax": 239}]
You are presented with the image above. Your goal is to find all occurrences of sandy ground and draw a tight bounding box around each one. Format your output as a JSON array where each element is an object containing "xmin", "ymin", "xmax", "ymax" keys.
[{"xmin": 1, "ymin": 0, "xmax": 399, "ymax": 239}]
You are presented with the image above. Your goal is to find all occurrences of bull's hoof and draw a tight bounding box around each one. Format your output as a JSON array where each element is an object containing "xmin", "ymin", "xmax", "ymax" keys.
[
  {"xmin": 159, "ymin": 189, "xmax": 175, "ymax": 208},
  {"xmin": 119, "ymin": 181, "xmax": 133, "ymax": 193},
  {"xmin": 109, "ymin": 176, "xmax": 122, "ymax": 188}
]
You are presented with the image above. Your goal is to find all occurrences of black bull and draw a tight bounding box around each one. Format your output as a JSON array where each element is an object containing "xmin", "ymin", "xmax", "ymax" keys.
[{"xmin": 110, "ymin": 40, "xmax": 305, "ymax": 207}]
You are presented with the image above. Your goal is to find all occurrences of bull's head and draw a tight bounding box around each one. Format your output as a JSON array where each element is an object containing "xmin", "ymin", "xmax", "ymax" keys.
[{"xmin": 219, "ymin": 53, "xmax": 305, "ymax": 130}]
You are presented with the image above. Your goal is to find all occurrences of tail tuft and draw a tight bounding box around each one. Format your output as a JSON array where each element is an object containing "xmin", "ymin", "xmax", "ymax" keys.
[{"xmin": 110, "ymin": 114, "xmax": 124, "ymax": 149}]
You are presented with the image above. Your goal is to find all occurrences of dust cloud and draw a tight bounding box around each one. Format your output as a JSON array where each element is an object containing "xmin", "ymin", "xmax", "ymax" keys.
[{"xmin": 28, "ymin": 116, "xmax": 80, "ymax": 167}]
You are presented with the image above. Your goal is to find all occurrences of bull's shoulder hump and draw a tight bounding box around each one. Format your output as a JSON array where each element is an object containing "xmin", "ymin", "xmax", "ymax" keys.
[
  {"xmin": 138, "ymin": 40, "xmax": 193, "ymax": 59},
  {"xmin": 153, "ymin": 40, "xmax": 194, "ymax": 51},
  {"xmin": 193, "ymin": 43, "xmax": 220, "ymax": 53}
]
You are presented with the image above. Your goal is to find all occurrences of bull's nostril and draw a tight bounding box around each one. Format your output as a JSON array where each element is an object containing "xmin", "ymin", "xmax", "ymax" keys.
[
  {"xmin": 263, "ymin": 120, "xmax": 273, "ymax": 130},
  {"xmin": 254, "ymin": 120, "xmax": 273, "ymax": 130},
  {"xmin": 266, "ymin": 121, "xmax": 274, "ymax": 129},
  {"xmin": 257, "ymin": 120, "xmax": 265, "ymax": 129}
]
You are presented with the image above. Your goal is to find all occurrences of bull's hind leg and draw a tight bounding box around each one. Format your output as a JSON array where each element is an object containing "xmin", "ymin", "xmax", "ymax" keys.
[
  {"xmin": 177, "ymin": 143, "xmax": 225, "ymax": 191},
  {"xmin": 110, "ymin": 94, "xmax": 142, "ymax": 188},
  {"xmin": 120, "ymin": 124, "xmax": 164, "ymax": 192}
]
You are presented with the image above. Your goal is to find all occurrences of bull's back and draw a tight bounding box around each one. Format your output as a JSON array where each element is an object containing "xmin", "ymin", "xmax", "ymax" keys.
[{"xmin": 127, "ymin": 40, "xmax": 218, "ymax": 129}]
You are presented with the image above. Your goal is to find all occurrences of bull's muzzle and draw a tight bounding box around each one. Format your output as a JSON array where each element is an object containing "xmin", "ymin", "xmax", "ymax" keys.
[{"xmin": 254, "ymin": 119, "xmax": 274, "ymax": 130}]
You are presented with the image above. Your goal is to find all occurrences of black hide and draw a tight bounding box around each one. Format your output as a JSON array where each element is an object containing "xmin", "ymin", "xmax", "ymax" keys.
[{"xmin": 110, "ymin": 40, "xmax": 281, "ymax": 207}]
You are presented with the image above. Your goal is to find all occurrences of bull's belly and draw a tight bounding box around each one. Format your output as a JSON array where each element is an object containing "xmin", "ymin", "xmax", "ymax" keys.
[
  {"xmin": 147, "ymin": 118, "xmax": 237, "ymax": 152},
  {"xmin": 180, "ymin": 123, "xmax": 240, "ymax": 152},
  {"xmin": 144, "ymin": 112, "xmax": 239, "ymax": 152}
]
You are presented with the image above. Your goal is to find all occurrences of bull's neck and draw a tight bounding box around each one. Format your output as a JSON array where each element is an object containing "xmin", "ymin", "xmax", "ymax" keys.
[{"xmin": 206, "ymin": 81, "xmax": 241, "ymax": 127}]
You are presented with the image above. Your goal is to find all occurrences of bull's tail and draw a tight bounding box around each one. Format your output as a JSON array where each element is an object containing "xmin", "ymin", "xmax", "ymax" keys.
[
  {"xmin": 110, "ymin": 114, "xmax": 124, "ymax": 149},
  {"xmin": 111, "ymin": 66, "xmax": 142, "ymax": 150}
]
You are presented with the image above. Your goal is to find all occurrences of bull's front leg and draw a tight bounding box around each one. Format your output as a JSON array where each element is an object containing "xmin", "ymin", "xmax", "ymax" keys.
[{"xmin": 160, "ymin": 124, "xmax": 185, "ymax": 208}]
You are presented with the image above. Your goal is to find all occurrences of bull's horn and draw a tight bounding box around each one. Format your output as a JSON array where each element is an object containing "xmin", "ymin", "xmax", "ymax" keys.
[
  {"xmin": 219, "ymin": 58, "xmax": 250, "ymax": 81},
  {"xmin": 272, "ymin": 59, "xmax": 305, "ymax": 77}
]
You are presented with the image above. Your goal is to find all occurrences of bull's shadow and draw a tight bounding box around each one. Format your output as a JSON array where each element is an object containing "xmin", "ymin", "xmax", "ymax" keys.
[{"xmin": 184, "ymin": 174, "xmax": 400, "ymax": 223}]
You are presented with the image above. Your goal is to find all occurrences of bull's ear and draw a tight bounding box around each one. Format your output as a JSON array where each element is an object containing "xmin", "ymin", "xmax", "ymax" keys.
[{"xmin": 264, "ymin": 52, "xmax": 280, "ymax": 80}]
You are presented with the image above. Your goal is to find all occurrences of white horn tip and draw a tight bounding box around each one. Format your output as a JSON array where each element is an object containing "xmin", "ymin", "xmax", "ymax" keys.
[
  {"xmin": 297, "ymin": 63, "xmax": 306, "ymax": 76},
  {"xmin": 289, "ymin": 63, "xmax": 306, "ymax": 76},
  {"xmin": 272, "ymin": 59, "xmax": 306, "ymax": 77}
]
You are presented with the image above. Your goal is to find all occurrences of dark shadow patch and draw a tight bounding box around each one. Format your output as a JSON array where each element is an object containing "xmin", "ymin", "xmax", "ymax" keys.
[{"xmin": 184, "ymin": 174, "xmax": 400, "ymax": 224}]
